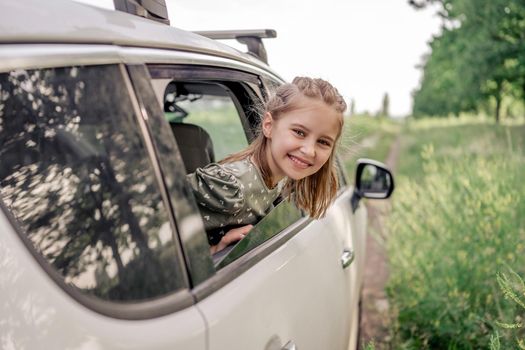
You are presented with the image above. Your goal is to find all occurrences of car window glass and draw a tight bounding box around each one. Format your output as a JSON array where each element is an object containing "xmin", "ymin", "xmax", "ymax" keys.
[
  {"xmin": 126, "ymin": 65, "xmax": 214, "ymax": 285},
  {"xmin": 0, "ymin": 65, "xmax": 187, "ymax": 302},
  {"xmin": 261, "ymin": 77, "xmax": 280, "ymax": 101},
  {"xmin": 213, "ymin": 199, "xmax": 303, "ymax": 268}
]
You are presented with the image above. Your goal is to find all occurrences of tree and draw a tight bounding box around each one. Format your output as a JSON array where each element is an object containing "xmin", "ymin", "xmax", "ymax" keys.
[
  {"xmin": 410, "ymin": 0, "xmax": 525, "ymax": 122},
  {"xmin": 380, "ymin": 93, "xmax": 390, "ymax": 118},
  {"xmin": 413, "ymin": 29, "xmax": 478, "ymax": 118}
]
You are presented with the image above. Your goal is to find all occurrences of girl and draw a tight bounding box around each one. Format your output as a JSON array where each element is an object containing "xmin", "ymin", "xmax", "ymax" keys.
[{"xmin": 187, "ymin": 77, "xmax": 347, "ymax": 253}]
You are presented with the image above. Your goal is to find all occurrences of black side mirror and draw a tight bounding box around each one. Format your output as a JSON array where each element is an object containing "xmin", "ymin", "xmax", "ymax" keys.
[{"xmin": 351, "ymin": 158, "xmax": 395, "ymax": 212}]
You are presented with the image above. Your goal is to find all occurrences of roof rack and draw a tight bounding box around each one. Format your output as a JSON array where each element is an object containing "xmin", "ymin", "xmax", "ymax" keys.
[
  {"xmin": 113, "ymin": 0, "xmax": 170, "ymax": 25},
  {"xmin": 193, "ymin": 29, "xmax": 277, "ymax": 64}
]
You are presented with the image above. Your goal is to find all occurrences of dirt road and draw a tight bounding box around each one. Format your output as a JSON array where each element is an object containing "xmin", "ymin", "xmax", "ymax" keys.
[{"xmin": 358, "ymin": 135, "xmax": 401, "ymax": 349}]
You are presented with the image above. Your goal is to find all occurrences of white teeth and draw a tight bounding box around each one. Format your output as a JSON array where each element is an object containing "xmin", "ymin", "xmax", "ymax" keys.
[{"xmin": 289, "ymin": 155, "xmax": 309, "ymax": 167}]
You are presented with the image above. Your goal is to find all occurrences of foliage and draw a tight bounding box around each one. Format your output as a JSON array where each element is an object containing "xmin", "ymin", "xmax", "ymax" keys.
[
  {"xmin": 411, "ymin": 0, "xmax": 525, "ymax": 122},
  {"xmin": 363, "ymin": 341, "xmax": 376, "ymax": 350},
  {"xmin": 491, "ymin": 268, "xmax": 525, "ymax": 349},
  {"xmin": 387, "ymin": 117, "xmax": 525, "ymax": 348},
  {"xmin": 489, "ymin": 331, "xmax": 502, "ymax": 350},
  {"xmin": 412, "ymin": 29, "xmax": 478, "ymax": 117},
  {"xmin": 397, "ymin": 116, "xmax": 525, "ymax": 180}
]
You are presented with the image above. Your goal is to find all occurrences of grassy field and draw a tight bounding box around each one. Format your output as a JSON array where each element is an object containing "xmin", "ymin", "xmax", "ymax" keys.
[{"xmin": 383, "ymin": 116, "xmax": 525, "ymax": 349}]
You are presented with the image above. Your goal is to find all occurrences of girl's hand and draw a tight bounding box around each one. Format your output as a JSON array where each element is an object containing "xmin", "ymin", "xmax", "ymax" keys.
[{"xmin": 210, "ymin": 224, "xmax": 253, "ymax": 254}]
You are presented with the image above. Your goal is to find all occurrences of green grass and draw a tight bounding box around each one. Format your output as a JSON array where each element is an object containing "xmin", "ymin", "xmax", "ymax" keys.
[
  {"xmin": 386, "ymin": 116, "xmax": 525, "ymax": 349},
  {"xmin": 397, "ymin": 117, "xmax": 525, "ymax": 182},
  {"xmin": 491, "ymin": 268, "xmax": 525, "ymax": 349}
]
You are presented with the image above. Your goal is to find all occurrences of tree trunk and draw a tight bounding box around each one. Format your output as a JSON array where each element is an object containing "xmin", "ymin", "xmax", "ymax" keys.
[
  {"xmin": 495, "ymin": 95, "xmax": 501, "ymax": 123},
  {"xmin": 494, "ymin": 81, "xmax": 502, "ymax": 124},
  {"xmin": 521, "ymin": 81, "xmax": 525, "ymax": 116}
]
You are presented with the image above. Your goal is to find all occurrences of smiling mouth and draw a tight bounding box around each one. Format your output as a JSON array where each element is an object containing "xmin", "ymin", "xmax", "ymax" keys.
[{"xmin": 288, "ymin": 154, "xmax": 312, "ymax": 168}]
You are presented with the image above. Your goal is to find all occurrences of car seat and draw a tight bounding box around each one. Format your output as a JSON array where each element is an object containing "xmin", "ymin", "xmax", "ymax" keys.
[{"xmin": 170, "ymin": 122, "xmax": 215, "ymax": 173}]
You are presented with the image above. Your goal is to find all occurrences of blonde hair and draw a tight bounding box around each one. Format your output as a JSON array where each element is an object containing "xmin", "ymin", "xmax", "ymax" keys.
[{"xmin": 222, "ymin": 77, "xmax": 347, "ymax": 219}]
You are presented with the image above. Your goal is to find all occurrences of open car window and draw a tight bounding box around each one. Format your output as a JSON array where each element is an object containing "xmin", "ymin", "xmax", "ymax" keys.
[
  {"xmin": 146, "ymin": 65, "xmax": 304, "ymax": 272},
  {"xmin": 152, "ymin": 79, "xmax": 250, "ymax": 173}
]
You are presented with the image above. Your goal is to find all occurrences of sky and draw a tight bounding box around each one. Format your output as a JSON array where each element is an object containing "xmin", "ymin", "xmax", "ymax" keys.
[{"xmin": 75, "ymin": 0, "xmax": 442, "ymax": 117}]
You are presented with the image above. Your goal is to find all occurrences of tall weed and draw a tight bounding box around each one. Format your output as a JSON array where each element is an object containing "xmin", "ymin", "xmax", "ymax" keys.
[
  {"xmin": 387, "ymin": 118, "xmax": 525, "ymax": 348},
  {"xmin": 491, "ymin": 268, "xmax": 525, "ymax": 349}
]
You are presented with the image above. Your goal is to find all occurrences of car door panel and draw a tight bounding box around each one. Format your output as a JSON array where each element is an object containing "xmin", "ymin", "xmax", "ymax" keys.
[{"xmin": 197, "ymin": 192, "xmax": 356, "ymax": 350}]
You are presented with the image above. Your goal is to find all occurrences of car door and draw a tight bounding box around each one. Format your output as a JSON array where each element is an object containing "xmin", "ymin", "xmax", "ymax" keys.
[
  {"xmin": 0, "ymin": 56, "xmax": 207, "ymax": 349},
  {"xmin": 132, "ymin": 57, "xmax": 359, "ymax": 350},
  {"xmin": 197, "ymin": 199, "xmax": 357, "ymax": 350}
]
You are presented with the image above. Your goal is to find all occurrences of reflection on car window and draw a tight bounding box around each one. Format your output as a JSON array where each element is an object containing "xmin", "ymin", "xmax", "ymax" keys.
[
  {"xmin": 127, "ymin": 66, "xmax": 214, "ymax": 285},
  {"xmin": 0, "ymin": 65, "xmax": 186, "ymax": 301},
  {"xmin": 214, "ymin": 200, "xmax": 303, "ymax": 268}
]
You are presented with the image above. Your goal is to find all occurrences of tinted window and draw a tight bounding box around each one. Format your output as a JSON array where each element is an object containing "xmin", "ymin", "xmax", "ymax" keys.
[
  {"xmin": 214, "ymin": 200, "xmax": 303, "ymax": 268},
  {"xmin": 261, "ymin": 77, "xmax": 281, "ymax": 101},
  {"xmin": 0, "ymin": 65, "xmax": 186, "ymax": 301},
  {"xmin": 127, "ymin": 65, "xmax": 214, "ymax": 285}
]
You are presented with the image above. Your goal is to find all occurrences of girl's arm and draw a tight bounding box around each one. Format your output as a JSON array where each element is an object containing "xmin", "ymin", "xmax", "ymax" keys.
[
  {"xmin": 210, "ymin": 224, "xmax": 253, "ymax": 254},
  {"xmin": 186, "ymin": 164, "xmax": 244, "ymax": 215}
]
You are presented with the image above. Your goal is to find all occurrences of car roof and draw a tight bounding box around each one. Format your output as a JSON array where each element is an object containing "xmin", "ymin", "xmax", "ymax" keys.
[{"xmin": 0, "ymin": 0, "xmax": 278, "ymax": 76}]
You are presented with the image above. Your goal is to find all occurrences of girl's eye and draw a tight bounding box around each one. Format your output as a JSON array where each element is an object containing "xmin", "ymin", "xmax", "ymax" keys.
[
  {"xmin": 293, "ymin": 129, "xmax": 305, "ymax": 137},
  {"xmin": 318, "ymin": 139, "xmax": 332, "ymax": 147}
]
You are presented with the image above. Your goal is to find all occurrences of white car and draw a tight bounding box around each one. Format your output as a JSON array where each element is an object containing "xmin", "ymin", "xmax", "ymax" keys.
[{"xmin": 0, "ymin": 1, "xmax": 394, "ymax": 349}]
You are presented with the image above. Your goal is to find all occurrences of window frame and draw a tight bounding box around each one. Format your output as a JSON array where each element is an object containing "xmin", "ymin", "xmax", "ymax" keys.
[
  {"xmin": 0, "ymin": 62, "xmax": 194, "ymax": 320},
  {"xmin": 148, "ymin": 64, "xmax": 263, "ymax": 141}
]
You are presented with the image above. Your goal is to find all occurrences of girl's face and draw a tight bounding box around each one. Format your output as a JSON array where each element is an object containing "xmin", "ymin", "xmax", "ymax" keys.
[{"xmin": 262, "ymin": 95, "xmax": 341, "ymax": 185}]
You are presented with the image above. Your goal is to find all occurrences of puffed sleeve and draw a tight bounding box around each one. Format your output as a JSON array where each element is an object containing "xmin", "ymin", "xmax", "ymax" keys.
[{"xmin": 186, "ymin": 163, "xmax": 245, "ymax": 215}]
